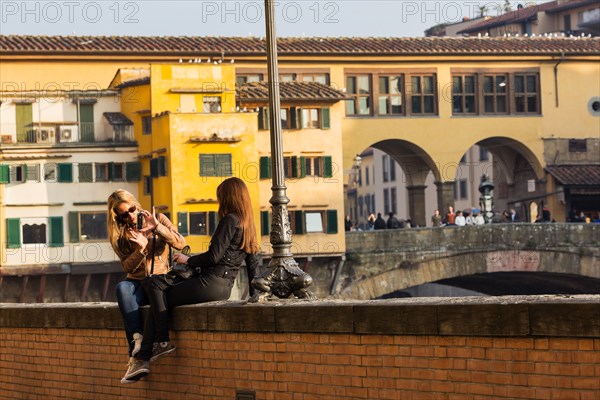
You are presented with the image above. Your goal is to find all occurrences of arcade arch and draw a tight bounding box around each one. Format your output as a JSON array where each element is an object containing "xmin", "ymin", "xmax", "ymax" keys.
[{"xmin": 344, "ymin": 136, "xmax": 545, "ymax": 228}]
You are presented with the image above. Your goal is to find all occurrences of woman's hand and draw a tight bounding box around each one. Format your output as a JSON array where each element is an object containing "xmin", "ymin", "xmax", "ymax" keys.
[
  {"xmin": 129, "ymin": 229, "xmax": 148, "ymax": 251},
  {"xmin": 139, "ymin": 206, "xmax": 159, "ymax": 234},
  {"xmin": 172, "ymin": 253, "xmax": 189, "ymax": 265}
]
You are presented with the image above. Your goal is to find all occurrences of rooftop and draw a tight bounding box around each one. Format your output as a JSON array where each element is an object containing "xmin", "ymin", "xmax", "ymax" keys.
[{"xmin": 1, "ymin": 35, "xmax": 598, "ymax": 56}]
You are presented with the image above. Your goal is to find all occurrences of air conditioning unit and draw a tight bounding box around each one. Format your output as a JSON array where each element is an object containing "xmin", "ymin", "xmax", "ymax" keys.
[
  {"xmin": 34, "ymin": 127, "xmax": 55, "ymax": 144},
  {"xmin": 58, "ymin": 125, "xmax": 78, "ymax": 142}
]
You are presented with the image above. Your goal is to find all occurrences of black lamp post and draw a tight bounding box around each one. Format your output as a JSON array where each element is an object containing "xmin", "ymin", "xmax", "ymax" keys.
[{"xmin": 250, "ymin": 0, "xmax": 314, "ymax": 302}]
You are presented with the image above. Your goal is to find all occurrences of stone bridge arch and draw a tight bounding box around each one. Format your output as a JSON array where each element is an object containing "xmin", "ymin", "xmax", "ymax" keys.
[
  {"xmin": 343, "ymin": 130, "xmax": 547, "ymax": 226},
  {"xmin": 337, "ymin": 224, "xmax": 599, "ymax": 300}
]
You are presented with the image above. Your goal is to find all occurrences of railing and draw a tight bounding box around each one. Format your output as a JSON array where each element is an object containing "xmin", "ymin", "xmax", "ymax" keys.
[{"xmin": 0, "ymin": 123, "xmax": 134, "ymax": 145}]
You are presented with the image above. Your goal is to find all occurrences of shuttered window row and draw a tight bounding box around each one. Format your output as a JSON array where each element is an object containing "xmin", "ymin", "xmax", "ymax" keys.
[
  {"xmin": 259, "ymin": 156, "xmax": 333, "ymax": 180},
  {"xmin": 6, "ymin": 217, "xmax": 64, "ymax": 248},
  {"xmin": 258, "ymin": 107, "xmax": 331, "ymax": 130},
  {"xmin": 0, "ymin": 162, "xmax": 141, "ymax": 184},
  {"xmin": 259, "ymin": 210, "xmax": 338, "ymax": 236}
]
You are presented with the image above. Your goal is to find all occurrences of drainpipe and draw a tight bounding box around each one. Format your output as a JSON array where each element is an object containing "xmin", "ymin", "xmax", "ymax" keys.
[{"xmin": 554, "ymin": 52, "xmax": 564, "ymax": 108}]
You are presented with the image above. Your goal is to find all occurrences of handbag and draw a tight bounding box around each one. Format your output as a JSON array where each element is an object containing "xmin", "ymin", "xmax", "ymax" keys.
[{"xmin": 167, "ymin": 245, "xmax": 196, "ymax": 280}]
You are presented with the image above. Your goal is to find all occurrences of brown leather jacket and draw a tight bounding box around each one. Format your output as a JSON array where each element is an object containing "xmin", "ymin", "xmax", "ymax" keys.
[{"xmin": 119, "ymin": 213, "xmax": 186, "ymax": 280}]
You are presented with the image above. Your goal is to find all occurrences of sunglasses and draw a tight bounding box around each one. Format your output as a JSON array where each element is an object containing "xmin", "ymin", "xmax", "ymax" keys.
[{"xmin": 118, "ymin": 205, "xmax": 137, "ymax": 221}]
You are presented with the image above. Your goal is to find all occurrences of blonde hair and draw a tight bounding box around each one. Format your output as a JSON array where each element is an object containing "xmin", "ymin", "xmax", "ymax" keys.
[
  {"xmin": 216, "ymin": 177, "xmax": 259, "ymax": 254},
  {"xmin": 107, "ymin": 189, "xmax": 142, "ymax": 260}
]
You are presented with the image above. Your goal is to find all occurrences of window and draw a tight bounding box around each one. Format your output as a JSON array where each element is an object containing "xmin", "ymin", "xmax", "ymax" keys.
[
  {"xmin": 236, "ymin": 74, "xmax": 263, "ymax": 85},
  {"xmin": 125, "ymin": 162, "xmax": 142, "ymax": 182},
  {"xmin": 378, "ymin": 75, "xmax": 404, "ymax": 115},
  {"xmin": 514, "ymin": 74, "xmax": 539, "ymax": 114},
  {"xmin": 346, "ymin": 75, "xmax": 371, "ymax": 115},
  {"xmin": 44, "ymin": 163, "xmax": 57, "ymax": 182},
  {"xmin": 568, "ymin": 139, "xmax": 587, "ymax": 152},
  {"xmin": 479, "ymin": 147, "xmax": 489, "ymax": 161},
  {"xmin": 280, "ymin": 109, "xmax": 289, "ymax": 129},
  {"xmin": 10, "ymin": 164, "xmax": 26, "ymax": 183},
  {"xmin": 58, "ymin": 163, "xmax": 73, "ymax": 183},
  {"xmin": 483, "ymin": 74, "xmax": 508, "ymax": 114},
  {"xmin": 178, "ymin": 211, "xmax": 218, "ymax": 236},
  {"xmin": 150, "ymin": 156, "xmax": 167, "ymax": 178},
  {"xmin": 390, "ymin": 159, "xmax": 396, "ymax": 182},
  {"xmin": 563, "ymin": 14, "xmax": 571, "ymax": 31},
  {"xmin": 199, "ymin": 154, "xmax": 232, "ymax": 177},
  {"xmin": 365, "ymin": 195, "xmax": 371, "ymax": 214},
  {"xmin": 383, "ymin": 188, "xmax": 390, "ymax": 214},
  {"xmin": 305, "ymin": 212, "xmax": 324, "ymax": 233},
  {"xmin": 7, "ymin": 217, "xmax": 63, "ymax": 248},
  {"xmin": 110, "ymin": 162, "xmax": 125, "ymax": 181},
  {"xmin": 141, "ymin": 116, "xmax": 152, "ymax": 135},
  {"xmin": 365, "ymin": 166, "xmax": 370, "ymax": 186},
  {"xmin": 280, "ymin": 73, "xmax": 296, "ymax": 82},
  {"xmin": 358, "ymin": 196, "xmax": 364, "ymax": 218},
  {"xmin": 24, "ymin": 163, "xmax": 40, "ymax": 182},
  {"xmin": 452, "ymin": 75, "xmax": 477, "ymax": 114},
  {"xmin": 357, "ymin": 167, "xmax": 362, "ymax": 187},
  {"xmin": 301, "ymin": 109, "xmax": 320, "ymax": 129},
  {"xmin": 382, "ymin": 155, "xmax": 389, "ymax": 182},
  {"xmin": 203, "ymin": 96, "xmax": 221, "ymax": 113},
  {"xmin": 455, "ymin": 179, "xmax": 468, "ymax": 200},
  {"xmin": 391, "ymin": 187, "xmax": 397, "ymax": 214},
  {"xmin": 78, "ymin": 163, "xmax": 93, "ymax": 182},
  {"xmin": 69, "ymin": 211, "xmax": 108, "ymax": 242},
  {"xmin": 95, "ymin": 163, "xmax": 109, "ymax": 182},
  {"xmin": 410, "ymin": 75, "xmax": 436, "ymax": 114},
  {"xmin": 302, "ymin": 74, "xmax": 329, "ymax": 85}
]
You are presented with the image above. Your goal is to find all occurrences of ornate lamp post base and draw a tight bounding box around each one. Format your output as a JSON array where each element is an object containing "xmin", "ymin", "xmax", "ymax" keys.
[{"xmin": 251, "ymin": 258, "xmax": 315, "ymax": 302}]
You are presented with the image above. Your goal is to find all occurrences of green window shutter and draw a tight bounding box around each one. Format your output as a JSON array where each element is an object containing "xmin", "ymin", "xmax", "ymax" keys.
[
  {"xmin": 258, "ymin": 108, "xmax": 267, "ymax": 130},
  {"xmin": 178, "ymin": 212, "xmax": 189, "ymax": 236},
  {"xmin": 294, "ymin": 211, "xmax": 305, "ymax": 235},
  {"xmin": 200, "ymin": 154, "xmax": 216, "ymax": 176},
  {"xmin": 125, "ymin": 162, "xmax": 141, "ymax": 181},
  {"xmin": 321, "ymin": 108, "xmax": 331, "ymax": 129},
  {"xmin": 326, "ymin": 210, "xmax": 338, "ymax": 234},
  {"xmin": 49, "ymin": 216, "xmax": 64, "ymax": 247},
  {"xmin": 158, "ymin": 156, "xmax": 167, "ymax": 177},
  {"xmin": 260, "ymin": 211, "xmax": 270, "ymax": 236},
  {"xmin": 215, "ymin": 154, "xmax": 232, "ymax": 176},
  {"xmin": 323, "ymin": 156, "xmax": 333, "ymax": 178},
  {"xmin": 79, "ymin": 104, "xmax": 95, "ymax": 142},
  {"xmin": 289, "ymin": 107, "xmax": 298, "ymax": 130},
  {"xmin": 57, "ymin": 163, "xmax": 73, "ymax": 183},
  {"xmin": 15, "ymin": 103, "xmax": 33, "ymax": 142},
  {"xmin": 291, "ymin": 156, "xmax": 298, "ymax": 178},
  {"xmin": 108, "ymin": 162, "xmax": 115, "ymax": 181},
  {"xmin": 150, "ymin": 158, "xmax": 159, "ymax": 178},
  {"xmin": 78, "ymin": 163, "xmax": 93, "ymax": 182},
  {"xmin": 22, "ymin": 164, "xmax": 28, "ymax": 182},
  {"xmin": 6, "ymin": 218, "xmax": 21, "ymax": 248},
  {"xmin": 208, "ymin": 212, "xmax": 217, "ymax": 236},
  {"xmin": 68, "ymin": 212, "xmax": 80, "ymax": 243},
  {"xmin": 259, "ymin": 156, "xmax": 271, "ymax": 179},
  {"xmin": 0, "ymin": 164, "xmax": 10, "ymax": 183},
  {"xmin": 299, "ymin": 156, "xmax": 306, "ymax": 178}
]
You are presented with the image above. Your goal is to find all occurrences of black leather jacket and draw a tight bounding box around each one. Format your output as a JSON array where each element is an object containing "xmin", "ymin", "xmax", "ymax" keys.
[{"xmin": 187, "ymin": 213, "xmax": 261, "ymax": 294}]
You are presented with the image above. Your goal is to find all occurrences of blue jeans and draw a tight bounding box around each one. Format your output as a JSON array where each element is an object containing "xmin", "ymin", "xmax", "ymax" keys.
[{"xmin": 115, "ymin": 279, "xmax": 148, "ymax": 356}]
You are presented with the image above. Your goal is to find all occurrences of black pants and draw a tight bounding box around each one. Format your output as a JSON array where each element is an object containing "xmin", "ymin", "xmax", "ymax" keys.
[{"xmin": 136, "ymin": 273, "xmax": 233, "ymax": 361}]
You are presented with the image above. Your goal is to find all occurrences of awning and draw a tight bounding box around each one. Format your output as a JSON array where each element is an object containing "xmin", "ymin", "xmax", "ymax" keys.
[
  {"xmin": 546, "ymin": 165, "xmax": 600, "ymax": 186},
  {"xmin": 103, "ymin": 112, "xmax": 133, "ymax": 126}
]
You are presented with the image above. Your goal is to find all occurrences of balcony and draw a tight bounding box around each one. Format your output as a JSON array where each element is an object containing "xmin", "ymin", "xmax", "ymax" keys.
[{"xmin": 0, "ymin": 122, "xmax": 135, "ymax": 146}]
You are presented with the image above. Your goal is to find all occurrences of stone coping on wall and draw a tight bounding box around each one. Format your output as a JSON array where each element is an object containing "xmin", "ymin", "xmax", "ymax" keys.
[{"xmin": 1, "ymin": 295, "xmax": 599, "ymax": 338}]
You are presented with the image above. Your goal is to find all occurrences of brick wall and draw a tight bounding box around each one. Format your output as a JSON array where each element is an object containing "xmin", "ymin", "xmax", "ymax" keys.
[{"xmin": 1, "ymin": 296, "xmax": 599, "ymax": 400}]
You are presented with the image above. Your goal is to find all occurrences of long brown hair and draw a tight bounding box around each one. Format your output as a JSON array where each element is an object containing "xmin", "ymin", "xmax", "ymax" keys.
[
  {"xmin": 107, "ymin": 189, "xmax": 142, "ymax": 260},
  {"xmin": 216, "ymin": 177, "xmax": 259, "ymax": 254}
]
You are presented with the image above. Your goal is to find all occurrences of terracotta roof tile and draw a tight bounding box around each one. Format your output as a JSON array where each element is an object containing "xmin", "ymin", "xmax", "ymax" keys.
[
  {"xmin": 115, "ymin": 77, "xmax": 150, "ymax": 89},
  {"xmin": 0, "ymin": 35, "xmax": 598, "ymax": 56},
  {"xmin": 546, "ymin": 165, "xmax": 600, "ymax": 186},
  {"xmin": 103, "ymin": 112, "xmax": 133, "ymax": 126},
  {"xmin": 238, "ymin": 81, "xmax": 349, "ymax": 102}
]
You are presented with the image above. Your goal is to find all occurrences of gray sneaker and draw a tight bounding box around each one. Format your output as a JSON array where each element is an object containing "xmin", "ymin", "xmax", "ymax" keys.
[
  {"xmin": 131, "ymin": 333, "xmax": 143, "ymax": 357},
  {"xmin": 150, "ymin": 341, "xmax": 176, "ymax": 362},
  {"xmin": 121, "ymin": 358, "xmax": 150, "ymax": 383}
]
